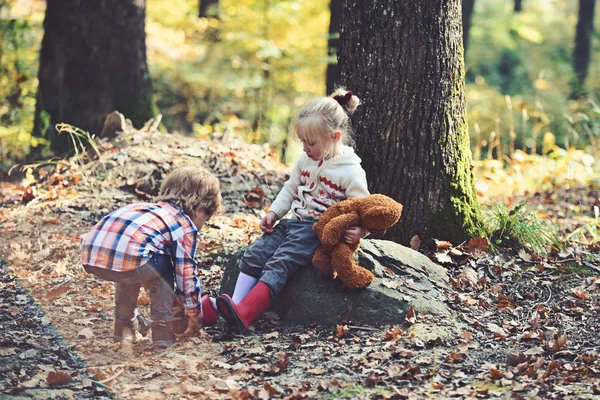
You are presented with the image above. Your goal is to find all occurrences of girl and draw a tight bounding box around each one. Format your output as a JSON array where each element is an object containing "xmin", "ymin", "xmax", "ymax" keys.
[{"xmin": 214, "ymin": 89, "xmax": 371, "ymax": 334}]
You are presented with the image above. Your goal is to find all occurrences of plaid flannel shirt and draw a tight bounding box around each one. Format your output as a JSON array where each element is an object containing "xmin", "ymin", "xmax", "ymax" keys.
[{"xmin": 81, "ymin": 201, "xmax": 202, "ymax": 316}]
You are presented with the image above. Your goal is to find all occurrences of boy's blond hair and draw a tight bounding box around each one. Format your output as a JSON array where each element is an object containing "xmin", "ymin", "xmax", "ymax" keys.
[{"xmin": 155, "ymin": 165, "xmax": 223, "ymax": 218}]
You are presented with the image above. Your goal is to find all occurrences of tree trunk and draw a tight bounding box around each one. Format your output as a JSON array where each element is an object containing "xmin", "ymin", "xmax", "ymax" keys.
[
  {"xmin": 325, "ymin": 0, "xmax": 342, "ymax": 94},
  {"xmin": 199, "ymin": 0, "xmax": 219, "ymax": 18},
  {"xmin": 338, "ymin": 0, "xmax": 484, "ymax": 245},
  {"xmin": 33, "ymin": 0, "xmax": 155, "ymax": 154},
  {"xmin": 462, "ymin": 0, "xmax": 475, "ymax": 55},
  {"xmin": 571, "ymin": 0, "xmax": 596, "ymax": 99},
  {"xmin": 514, "ymin": 0, "xmax": 523, "ymax": 12}
]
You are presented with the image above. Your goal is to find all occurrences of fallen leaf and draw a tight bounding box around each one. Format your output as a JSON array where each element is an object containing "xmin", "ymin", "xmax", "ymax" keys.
[
  {"xmin": 45, "ymin": 285, "xmax": 70, "ymax": 300},
  {"xmin": 468, "ymin": 237, "xmax": 488, "ymax": 257},
  {"xmin": 404, "ymin": 306, "xmax": 416, "ymax": 324},
  {"xmin": 524, "ymin": 346, "xmax": 544, "ymax": 355},
  {"xmin": 572, "ymin": 288, "xmax": 591, "ymax": 300},
  {"xmin": 336, "ymin": 325, "xmax": 350, "ymax": 338},
  {"xmin": 47, "ymin": 371, "xmax": 72, "ymax": 386},
  {"xmin": 457, "ymin": 267, "xmax": 478, "ymax": 288},
  {"xmin": 410, "ymin": 235, "xmax": 421, "ymax": 250},
  {"xmin": 77, "ymin": 327, "xmax": 94, "ymax": 339},
  {"xmin": 490, "ymin": 368, "xmax": 504, "ymax": 380},
  {"xmin": 307, "ymin": 367, "xmax": 327, "ymax": 375},
  {"xmin": 486, "ymin": 323, "xmax": 508, "ymax": 339},
  {"xmin": 245, "ymin": 187, "xmax": 266, "ymax": 208}
]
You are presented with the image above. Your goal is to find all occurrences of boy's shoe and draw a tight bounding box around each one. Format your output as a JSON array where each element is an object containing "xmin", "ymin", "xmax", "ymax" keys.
[
  {"xmin": 171, "ymin": 305, "xmax": 188, "ymax": 335},
  {"xmin": 113, "ymin": 312, "xmax": 150, "ymax": 341},
  {"xmin": 151, "ymin": 320, "xmax": 177, "ymax": 347}
]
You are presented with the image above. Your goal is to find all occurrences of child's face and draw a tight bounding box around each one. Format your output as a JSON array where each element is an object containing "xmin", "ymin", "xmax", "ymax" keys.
[
  {"xmin": 299, "ymin": 132, "xmax": 340, "ymax": 161},
  {"xmin": 191, "ymin": 208, "xmax": 210, "ymax": 230}
]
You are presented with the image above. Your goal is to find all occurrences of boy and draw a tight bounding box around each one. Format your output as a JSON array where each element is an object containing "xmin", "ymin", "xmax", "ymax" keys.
[{"xmin": 81, "ymin": 165, "xmax": 222, "ymax": 347}]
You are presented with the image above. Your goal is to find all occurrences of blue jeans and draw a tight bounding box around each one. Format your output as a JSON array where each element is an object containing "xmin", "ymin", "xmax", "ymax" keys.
[
  {"xmin": 83, "ymin": 253, "xmax": 175, "ymax": 321},
  {"xmin": 240, "ymin": 219, "xmax": 321, "ymax": 297}
]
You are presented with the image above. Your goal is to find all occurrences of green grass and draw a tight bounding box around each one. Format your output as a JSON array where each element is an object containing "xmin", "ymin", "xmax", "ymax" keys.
[
  {"xmin": 323, "ymin": 384, "xmax": 392, "ymax": 400},
  {"xmin": 484, "ymin": 201, "xmax": 562, "ymax": 255}
]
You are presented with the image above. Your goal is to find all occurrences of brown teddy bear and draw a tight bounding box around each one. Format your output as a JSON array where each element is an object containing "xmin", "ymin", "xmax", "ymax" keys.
[{"xmin": 312, "ymin": 194, "xmax": 403, "ymax": 289}]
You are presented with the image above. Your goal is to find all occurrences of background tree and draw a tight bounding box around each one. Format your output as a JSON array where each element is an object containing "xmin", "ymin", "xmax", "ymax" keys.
[
  {"xmin": 33, "ymin": 0, "xmax": 155, "ymax": 154},
  {"xmin": 199, "ymin": 0, "xmax": 218, "ymax": 18},
  {"xmin": 514, "ymin": 0, "xmax": 523, "ymax": 12},
  {"xmin": 325, "ymin": 0, "xmax": 342, "ymax": 94},
  {"xmin": 571, "ymin": 0, "xmax": 596, "ymax": 98},
  {"xmin": 338, "ymin": 0, "xmax": 484, "ymax": 245},
  {"xmin": 462, "ymin": 0, "xmax": 475, "ymax": 55}
]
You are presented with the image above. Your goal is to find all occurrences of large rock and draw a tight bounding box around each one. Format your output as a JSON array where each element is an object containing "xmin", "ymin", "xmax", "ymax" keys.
[{"xmin": 219, "ymin": 239, "xmax": 453, "ymax": 326}]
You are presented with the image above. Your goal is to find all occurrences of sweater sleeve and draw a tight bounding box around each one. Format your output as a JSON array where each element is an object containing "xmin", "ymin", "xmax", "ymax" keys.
[
  {"xmin": 345, "ymin": 166, "xmax": 370, "ymax": 199},
  {"xmin": 269, "ymin": 156, "xmax": 304, "ymax": 219}
]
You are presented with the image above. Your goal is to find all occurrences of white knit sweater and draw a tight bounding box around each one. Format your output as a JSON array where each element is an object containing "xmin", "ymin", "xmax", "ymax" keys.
[{"xmin": 269, "ymin": 145, "xmax": 370, "ymax": 220}]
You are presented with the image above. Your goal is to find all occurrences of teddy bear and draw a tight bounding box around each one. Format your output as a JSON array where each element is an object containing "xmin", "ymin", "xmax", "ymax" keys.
[{"xmin": 312, "ymin": 194, "xmax": 403, "ymax": 289}]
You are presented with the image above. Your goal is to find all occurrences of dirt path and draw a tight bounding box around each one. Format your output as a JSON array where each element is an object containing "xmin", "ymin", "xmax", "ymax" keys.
[{"xmin": 1, "ymin": 129, "xmax": 600, "ymax": 399}]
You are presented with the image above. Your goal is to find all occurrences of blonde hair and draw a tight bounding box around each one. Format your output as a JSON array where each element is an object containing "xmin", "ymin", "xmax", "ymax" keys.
[
  {"xmin": 155, "ymin": 165, "xmax": 223, "ymax": 218},
  {"xmin": 294, "ymin": 88, "xmax": 360, "ymax": 147}
]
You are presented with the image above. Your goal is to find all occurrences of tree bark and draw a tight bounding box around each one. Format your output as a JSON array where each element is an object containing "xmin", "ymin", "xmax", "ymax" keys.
[
  {"xmin": 338, "ymin": 0, "xmax": 483, "ymax": 245},
  {"xmin": 571, "ymin": 0, "xmax": 596, "ymax": 99},
  {"xmin": 199, "ymin": 0, "xmax": 219, "ymax": 18},
  {"xmin": 326, "ymin": 0, "xmax": 342, "ymax": 94},
  {"xmin": 514, "ymin": 0, "xmax": 523, "ymax": 12},
  {"xmin": 33, "ymin": 0, "xmax": 155, "ymax": 154},
  {"xmin": 462, "ymin": 0, "xmax": 475, "ymax": 55}
]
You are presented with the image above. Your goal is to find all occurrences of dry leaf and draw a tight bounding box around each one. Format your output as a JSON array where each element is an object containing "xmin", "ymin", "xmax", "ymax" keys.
[
  {"xmin": 572, "ymin": 288, "xmax": 591, "ymax": 300},
  {"xmin": 434, "ymin": 251, "xmax": 453, "ymax": 265},
  {"xmin": 457, "ymin": 267, "xmax": 478, "ymax": 288},
  {"xmin": 45, "ymin": 286, "xmax": 70, "ymax": 300},
  {"xmin": 490, "ymin": 368, "xmax": 504, "ymax": 380},
  {"xmin": 410, "ymin": 235, "xmax": 421, "ymax": 250},
  {"xmin": 469, "ymin": 237, "xmax": 489, "ymax": 258},
  {"xmin": 245, "ymin": 187, "xmax": 266, "ymax": 208},
  {"xmin": 486, "ymin": 323, "xmax": 508, "ymax": 338},
  {"xmin": 307, "ymin": 367, "xmax": 327, "ymax": 375},
  {"xmin": 404, "ymin": 306, "xmax": 416, "ymax": 324},
  {"xmin": 434, "ymin": 240, "xmax": 453, "ymax": 250},
  {"xmin": 384, "ymin": 326, "xmax": 405, "ymax": 341},
  {"xmin": 336, "ymin": 325, "xmax": 350, "ymax": 338},
  {"xmin": 77, "ymin": 327, "xmax": 94, "ymax": 339},
  {"xmin": 524, "ymin": 346, "xmax": 544, "ymax": 355},
  {"xmin": 47, "ymin": 371, "xmax": 72, "ymax": 386}
]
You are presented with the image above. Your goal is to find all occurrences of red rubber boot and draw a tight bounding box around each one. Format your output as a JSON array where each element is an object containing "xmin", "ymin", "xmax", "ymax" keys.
[
  {"xmin": 201, "ymin": 295, "xmax": 218, "ymax": 327},
  {"xmin": 216, "ymin": 282, "xmax": 271, "ymax": 334}
]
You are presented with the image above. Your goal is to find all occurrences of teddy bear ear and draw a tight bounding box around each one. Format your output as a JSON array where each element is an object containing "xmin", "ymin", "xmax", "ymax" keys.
[{"xmin": 363, "ymin": 205, "xmax": 403, "ymax": 230}]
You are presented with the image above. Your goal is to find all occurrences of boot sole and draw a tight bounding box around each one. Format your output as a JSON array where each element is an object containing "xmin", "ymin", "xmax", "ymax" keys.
[
  {"xmin": 152, "ymin": 340, "xmax": 176, "ymax": 347},
  {"xmin": 216, "ymin": 295, "xmax": 247, "ymax": 334}
]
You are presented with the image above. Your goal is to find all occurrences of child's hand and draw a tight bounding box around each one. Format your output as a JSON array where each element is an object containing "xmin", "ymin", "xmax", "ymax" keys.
[
  {"xmin": 344, "ymin": 226, "xmax": 367, "ymax": 244},
  {"xmin": 259, "ymin": 211, "xmax": 278, "ymax": 233},
  {"xmin": 182, "ymin": 311, "xmax": 203, "ymax": 336}
]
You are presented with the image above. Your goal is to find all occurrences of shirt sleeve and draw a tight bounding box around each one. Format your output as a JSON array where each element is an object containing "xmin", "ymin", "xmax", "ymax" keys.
[
  {"xmin": 345, "ymin": 166, "xmax": 370, "ymax": 199},
  {"xmin": 268, "ymin": 157, "xmax": 304, "ymax": 219},
  {"xmin": 174, "ymin": 231, "xmax": 202, "ymax": 316}
]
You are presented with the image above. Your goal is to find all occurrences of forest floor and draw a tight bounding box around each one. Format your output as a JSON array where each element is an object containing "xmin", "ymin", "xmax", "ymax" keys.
[{"xmin": 1, "ymin": 127, "xmax": 600, "ymax": 399}]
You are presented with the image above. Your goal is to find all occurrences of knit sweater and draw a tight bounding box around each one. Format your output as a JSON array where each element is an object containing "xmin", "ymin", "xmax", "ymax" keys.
[{"xmin": 269, "ymin": 145, "xmax": 370, "ymax": 220}]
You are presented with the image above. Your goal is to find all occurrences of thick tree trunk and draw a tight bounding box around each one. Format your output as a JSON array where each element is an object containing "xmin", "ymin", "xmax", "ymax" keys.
[
  {"xmin": 462, "ymin": 0, "xmax": 475, "ymax": 55},
  {"xmin": 325, "ymin": 0, "xmax": 342, "ymax": 94},
  {"xmin": 571, "ymin": 0, "xmax": 596, "ymax": 99},
  {"xmin": 199, "ymin": 0, "xmax": 219, "ymax": 18},
  {"xmin": 33, "ymin": 0, "xmax": 155, "ymax": 154},
  {"xmin": 338, "ymin": 0, "xmax": 483, "ymax": 245},
  {"xmin": 514, "ymin": 0, "xmax": 523, "ymax": 12}
]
